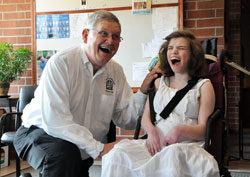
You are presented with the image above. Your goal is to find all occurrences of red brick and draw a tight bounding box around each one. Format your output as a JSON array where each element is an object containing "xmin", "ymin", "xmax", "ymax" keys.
[
  {"xmin": 184, "ymin": 19, "xmax": 196, "ymax": 28},
  {"xmin": 227, "ymin": 98, "xmax": 238, "ymax": 104},
  {"xmin": 216, "ymin": 27, "xmax": 224, "ymax": 36},
  {"xmin": 229, "ymin": 92, "xmax": 240, "ymax": 97},
  {"xmin": 17, "ymin": 4, "xmax": 31, "ymax": 11},
  {"xmin": 184, "ymin": 1, "xmax": 196, "ymax": 10},
  {"xmin": 16, "ymin": 19, "xmax": 32, "ymax": 27},
  {"xmin": 0, "ymin": 4, "xmax": 17, "ymax": 12},
  {"xmin": 25, "ymin": 28, "xmax": 31, "ymax": 35},
  {"xmin": 216, "ymin": 9, "xmax": 224, "ymax": 17},
  {"xmin": 0, "ymin": 37, "xmax": 17, "ymax": 44},
  {"xmin": 9, "ymin": 85, "xmax": 18, "ymax": 94},
  {"xmin": 0, "ymin": 20, "xmax": 15, "ymax": 28},
  {"xmin": 217, "ymin": 37, "xmax": 224, "ymax": 45},
  {"xmin": 25, "ymin": 77, "xmax": 32, "ymax": 85},
  {"xmin": 198, "ymin": 0, "xmax": 224, "ymax": 9},
  {"xmin": 25, "ymin": 11, "xmax": 31, "ymax": 18},
  {"xmin": 197, "ymin": 18, "xmax": 224, "ymax": 28},
  {"xmin": 17, "ymin": 36, "xmax": 31, "ymax": 43},
  {"xmin": 12, "ymin": 78, "xmax": 25, "ymax": 85},
  {"xmin": 0, "ymin": 20, "xmax": 31, "ymax": 28},
  {"xmin": 3, "ymin": 0, "xmax": 25, "ymax": 3},
  {"xmin": 116, "ymin": 137, "xmax": 133, "ymax": 142},
  {"xmin": 228, "ymin": 107, "xmax": 238, "ymax": 113},
  {"xmin": 228, "ymin": 81, "xmax": 240, "ymax": 86},
  {"xmin": 120, "ymin": 128, "xmax": 135, "ymax": 136},
  {"xmin": 22, "ymin": 69, "xmax": 32, "ymax": 77},
  {"xmin": 197, "ymin": 37, "xmax": 210, "ymax": 41},
  {"xmin": 3, "ymin": 28, "xmax": 26, "ymax": 36},
  {"xmin": 3, "ymin": 12, "xmax": 25, "ymax": 20},
  {"xmin": 187, "ymin": 9, "xmax": 215, "ymax": 19},
  {"xmin": 228, "ymin": 112, "xmax": 239, "ymax": 118},
  {"xmin": 190, "ymin": 28, "xmax": 215, "ymax": 37}
]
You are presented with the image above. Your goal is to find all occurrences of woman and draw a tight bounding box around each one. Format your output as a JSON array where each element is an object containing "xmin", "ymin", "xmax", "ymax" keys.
[{"xmin": 101, "ymin": 31, "xmax": 220, "ymax": 177}]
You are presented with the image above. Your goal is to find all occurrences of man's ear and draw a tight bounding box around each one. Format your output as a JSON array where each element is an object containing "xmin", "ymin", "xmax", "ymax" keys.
[{"xmin": 82, "ymin": 29, "xmax": 89, "ymax": 43}]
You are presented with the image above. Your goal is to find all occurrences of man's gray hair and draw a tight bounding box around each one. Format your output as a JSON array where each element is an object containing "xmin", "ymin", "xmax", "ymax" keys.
[{"xmin": 87, "ymin": 10, "xmax": 121, "ymax": 31}]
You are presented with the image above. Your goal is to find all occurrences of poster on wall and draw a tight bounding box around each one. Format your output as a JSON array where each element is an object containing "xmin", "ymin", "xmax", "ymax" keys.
[
  {"xmin": 36, "ymin": 50, "xmax": 57, "ymax": 83},
  {"xmin": 132, "ymin": 0, "xmax": 151, "ymax": 15},
  {"xmin": 36, "ymin": 14, "xmax": 70, "ymax": 39}
]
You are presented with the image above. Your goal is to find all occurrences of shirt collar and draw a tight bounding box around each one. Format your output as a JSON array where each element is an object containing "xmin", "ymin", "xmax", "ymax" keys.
[{"xmin": 80, "ymin": 44, "xmax": 106, "ymax": 75}]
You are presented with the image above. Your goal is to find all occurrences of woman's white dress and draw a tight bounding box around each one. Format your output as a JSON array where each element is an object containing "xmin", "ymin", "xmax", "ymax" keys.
[{"xmin": 101, "ymin": 77, "xmax": 220, "ymax": 177}]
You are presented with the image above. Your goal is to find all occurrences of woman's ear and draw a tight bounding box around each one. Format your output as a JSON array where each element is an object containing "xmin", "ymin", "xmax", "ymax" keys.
[{"xmin": 82, "ymin": 29, "xmax": 89, "ymax": 43}]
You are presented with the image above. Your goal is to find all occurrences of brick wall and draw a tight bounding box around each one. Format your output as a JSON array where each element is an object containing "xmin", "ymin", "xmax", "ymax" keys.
[
  {"xmin": 0, "ymin": 0, "xmax": 34, "ymax": 97},
  {"xmin": 226, "ymin": 0, "xmax": 241, "ymax": 132},
  {"xmin": 184, "ymin": 0, "xmax": 225, "ymax": 51}
]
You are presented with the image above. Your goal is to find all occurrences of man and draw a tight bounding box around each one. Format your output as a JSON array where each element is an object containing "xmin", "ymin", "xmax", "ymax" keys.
[
  {"xmin": 38, "ymin": 56, "xmax": 47, "ymax": 70},
  {"xmin": 14, "ymin": 10, "xmax": 162, "ymax": 177}
]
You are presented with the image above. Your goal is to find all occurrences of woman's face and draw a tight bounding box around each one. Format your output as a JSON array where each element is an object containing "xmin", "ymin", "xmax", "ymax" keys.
[{"xmin": 167, "ymin": 37, "xmax": 191, "ymax": 74}]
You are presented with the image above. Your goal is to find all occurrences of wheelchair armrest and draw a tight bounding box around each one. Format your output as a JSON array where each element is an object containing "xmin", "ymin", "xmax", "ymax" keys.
[
  {"xmin": 133, "ymin": 116, "xmax": 148, "ymax": 140},
  {"xmin": 134, "ymin": 116, "xmax": 142, "ymax": 139},
  {"xmin": 204, "ymin": 109, "xmax": 223, "ymax": 151}
]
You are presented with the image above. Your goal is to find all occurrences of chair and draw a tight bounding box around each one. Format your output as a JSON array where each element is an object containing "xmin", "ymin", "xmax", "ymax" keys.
[
  {"xmin": 204, "ymin": 53, "xmax": 227, "ymax": 164},
  {"xmin": 0, "ymin": 85, "xmax": 37, "ymax": 177}
]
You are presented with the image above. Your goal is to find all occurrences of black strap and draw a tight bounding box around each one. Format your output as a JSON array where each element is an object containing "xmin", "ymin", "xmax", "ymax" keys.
[
  {"xmin": 149, "ymin": 78, "xmax": 199, "ymax": 124},
  {"xmin": 148, "ymin": 84, "xmax": 156, "ymax": 125},
  {"xmin": 160, "ymin": 78, "xmax": 198, "ymax": 119}
]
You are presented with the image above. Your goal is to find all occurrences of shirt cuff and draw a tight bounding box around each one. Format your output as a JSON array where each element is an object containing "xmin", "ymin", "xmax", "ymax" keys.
[
  {"xmin": 135, "ymin": 89, "xmax": 147, "ymax": 103},
  {"xmin": 88, "ymin": 142, "xmax": 104, "ymax": 159},
  {"xmin": 136, "ymin": 89, "xmax": 147, "ymax": 97}
]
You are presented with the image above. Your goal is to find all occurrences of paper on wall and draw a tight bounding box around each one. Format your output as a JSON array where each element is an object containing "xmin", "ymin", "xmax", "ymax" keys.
[
  {"xmin": 132, "ymin": 62, "xmax": 149, "ymax": 81},
  {"xmin": 70, "ymin": 13, "xmax": 89, "ymax": 38},
  {"xmin": 152, "ymin": 6, "xmax": 178, "ymax": 30},
  {"xmin": 142, "ymin": 42, "xmax": 153, "ymax": 58}
]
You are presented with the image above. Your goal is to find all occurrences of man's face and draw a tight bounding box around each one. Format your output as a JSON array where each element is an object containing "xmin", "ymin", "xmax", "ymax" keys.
[{"xmin": 83, "ymin": 20, "xmax": 121, "ymax": 71}]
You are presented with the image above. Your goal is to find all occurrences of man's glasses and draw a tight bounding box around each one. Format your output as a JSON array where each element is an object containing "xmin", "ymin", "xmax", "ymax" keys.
[{"xmin": 89, "ymin": 29, "xmax": 123, "ymax": 42}]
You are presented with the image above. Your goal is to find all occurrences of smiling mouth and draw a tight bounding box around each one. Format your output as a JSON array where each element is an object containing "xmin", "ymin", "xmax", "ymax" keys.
[
  {"xmin": 100, "ymin": 46, "xmax": 111, "ymax": 53},
  {"xmin": 171, "ymin": 59, "xmax": 181, "ymax": 64}
]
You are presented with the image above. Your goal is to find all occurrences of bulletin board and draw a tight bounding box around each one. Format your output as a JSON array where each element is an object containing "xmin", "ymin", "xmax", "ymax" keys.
[{"xmin": 35, "ymin": 0, "xmax": 183, "ymax": 87}]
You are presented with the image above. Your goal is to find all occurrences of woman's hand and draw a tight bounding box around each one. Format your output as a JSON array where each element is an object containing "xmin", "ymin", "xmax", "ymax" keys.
[
  {"xmin": 146, "ymin": 127, "xmax": 162, "ymax": 156},
  {"xmin": 162, "ymin": 126, "xmax": 180, "ymax": 146}
]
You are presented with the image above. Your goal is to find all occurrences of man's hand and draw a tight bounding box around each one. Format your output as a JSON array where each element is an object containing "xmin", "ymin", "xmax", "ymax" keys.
[
  {"xmin": 140, "ymin": 68, "xmax": 165, "ymax": 94},
  {"xmin": 98, "ymin": 141, "xmax": 117, "ymax": 159}
]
